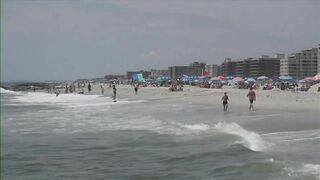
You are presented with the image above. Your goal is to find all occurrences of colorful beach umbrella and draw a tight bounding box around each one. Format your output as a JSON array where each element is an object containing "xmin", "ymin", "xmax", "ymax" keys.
[
  {"xmin": 217, "ymin": 76, "xmax": 225, "ymax": 80},
  {"xmin": 245, "ymin": 78, "xmax": 256, "ymax": 82},
  {"xmin": 257, "ymin": 76, "xmax": 269, "ymax": 80},
  {"xmin": 210, "ymin": 77, "xmax": 221, "ymax": 81},
  {"xmin": 225, "ymin": 76, "xmax": 233, "ymax": 80},
  {"xmin": 313, "ymin": 74, "xmax": 320, "ymax": 81},
  {"xmin": 303, "ymin": 77, "xmax": 315, "ymax": 81},
  {"xmin": 232, "ymin": 77, "xmax": 244, "ymax": 82},
  {"xmin": 279, "ymin": 75, "xmax": 293, "ymax": 80}
]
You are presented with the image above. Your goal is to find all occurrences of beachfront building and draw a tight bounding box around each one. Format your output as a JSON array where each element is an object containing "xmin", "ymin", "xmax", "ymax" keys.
[
  {"xmin": 104, "ymin": 75, "xmax": 126, "ymax": 81},
  {"xmin": 280, "ymin": 48, "xmax": 319, "ymax": 79},
  {"xmin": 220, "ymin": 58, "xmax": 237, "ymax": 77},
  {"xmin": 169, "ymin": 66, "xmax": 203, "ymax": 80},
  {"xmin": 221, "ymin": 56, "xmax": 280, "ymax": 78},
  {"xmin": 150, "ymin": 69, "xmax": 170, "ymax": 79},
  {"xmin": 205, "ymin": 64, "xmax": 220, "ymax": 77}
]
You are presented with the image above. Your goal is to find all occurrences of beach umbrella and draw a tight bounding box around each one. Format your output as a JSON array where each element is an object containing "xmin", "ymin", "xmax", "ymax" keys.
[
  {"xmin": 313, "ymin": 74, "xmax": 320, "ymax": 81},
  {"xmin": 303, "ymin": 77, "xmax": 315, "ymax": 82},
  {"xmin": 225, "ymin": 76, "xmax": 233, "ymax": 80},
  {"xmin": 232, "ymin": 77, "xmax": 244, "ymax": 82},
  {"xmin": 157, "ymin": 76, "xmax": 171, "ymax": 81},
  {"xmin": 217, "ymin": 76, "xmax": 225, "ymax": 80},
  {"xmin": 279, "ymin": 75, "xmax": 293, "ymax": 80},
  {"xmin": 245, "ymin": 77, "xmax": 256, "ymax": 82},
  {"xmin": 257, "ymin": 76, "xmax": 268, "ymax": 80},
  {"xmin": 210, "ymin": 77, "xmax": 221, "ymax": 81}
]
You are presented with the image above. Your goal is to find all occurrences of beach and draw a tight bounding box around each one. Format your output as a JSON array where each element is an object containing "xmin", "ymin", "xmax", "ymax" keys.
[{"xmin": 1, "ymin": 86, "xmax": 320, "ymax": 179}]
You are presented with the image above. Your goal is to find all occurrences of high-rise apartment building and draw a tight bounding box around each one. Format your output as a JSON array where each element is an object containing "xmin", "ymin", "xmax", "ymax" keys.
[
  {"xmin": 221, "ymin": 56, "xmax": 280, "ymax": 78},
  {"xmin": 280, "ymin": 48, "xmax": 319, "ymax": 79}
]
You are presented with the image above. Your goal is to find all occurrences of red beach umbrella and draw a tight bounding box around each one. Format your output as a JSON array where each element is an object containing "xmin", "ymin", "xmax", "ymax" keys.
[
  {"xmin": 217, "ymin": 76, "xmax": 225, "ymax": 80},
  {"xmin": 210, "ymin": 77, "xmax": 221, "ymax": 80},
  {"xmin": 304, "ymin": 77, "xmax": 315, "ymax": 81},
  {"xmin": 232, "ymin": 77, "xmax": 244, "ymax": 82},
  {"xmin": 313, "ymin": 74, "xmax": 320, "ymax": 81}
]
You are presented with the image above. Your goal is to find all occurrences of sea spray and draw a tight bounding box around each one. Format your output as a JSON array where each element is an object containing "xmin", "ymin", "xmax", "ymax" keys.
[{"xmin": 213, "ymin": 122, "xmax": 266, "ymax": 152}]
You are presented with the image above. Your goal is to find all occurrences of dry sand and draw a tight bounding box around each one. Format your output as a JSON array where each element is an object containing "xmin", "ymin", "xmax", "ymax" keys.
[{"xmin": 88, "ymin": 84, "xmax": 320, "ymax": 113}]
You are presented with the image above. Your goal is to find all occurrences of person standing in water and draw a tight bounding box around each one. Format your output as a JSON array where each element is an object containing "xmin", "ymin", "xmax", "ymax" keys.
[
  {"xmin": 112, "ymin": 85, "xmax": 117, "ymax": 102},
  {"xmin": 88, "ymin": 83, "xmax": 92, "ymax": 94},
  {"xmin": 247, "ymin": 87, "xmax": 256, "ymax": 111},
  {"xmin": 221, "ymin": 92, "xmax": 229, "ymax": 112}
]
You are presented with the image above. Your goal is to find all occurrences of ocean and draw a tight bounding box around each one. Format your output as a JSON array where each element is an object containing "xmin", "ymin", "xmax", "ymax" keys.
[{"xmin": 1, "ymin": 88, "xmax": 320, "ymax": 179}]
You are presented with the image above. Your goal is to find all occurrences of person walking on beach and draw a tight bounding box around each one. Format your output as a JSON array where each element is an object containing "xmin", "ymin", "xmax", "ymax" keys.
[
  {"xmin": 65, "ymin": 84, "xmax": 68, "ymax": 94},
  {"xmin": 101, "ymin": 85, "xmax": 104, "ymax": 95},
  {"xmin": 134, "ymin": 84, "xmax": 139, "ymax": 95},
  {"xmin": 222, "ymin": 92, "xmax": 229, "ymax": 112},
  {"xmin": 88, "ymin": 83, "xmax": 92, "ymax": 94},
  {"xmin": 247, "ymin": 87, "xmax": 256, "ymax": 111},
  {"xmin": 112, "ymin": 85, "xmax": 117, "ymax": 102}
]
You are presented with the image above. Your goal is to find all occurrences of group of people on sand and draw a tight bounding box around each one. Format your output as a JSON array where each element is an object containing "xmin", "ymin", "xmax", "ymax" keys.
[{"xmin": 221, "ymin": 87, "xmax": 256, "ymax": 112}]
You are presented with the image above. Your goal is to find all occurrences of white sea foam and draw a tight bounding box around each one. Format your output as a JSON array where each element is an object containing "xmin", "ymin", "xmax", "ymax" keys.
[
  {"xmin": 183, "ymin": 124, "xmax": 210, "ymax": 131},
  {"xmin": 11, "ymin": 92, "xmax": 145, "ymax": 107},
  {"xmin": 299, "ymin": 164, "xmax": 320, "ymax": 179},
  {"xmin": 262, "ymin": 129, "xmax": 320, "ymax": 143},
  {"xmin": 0, "ymin": 88, "xmax": 19, "ymax": 94},
  {"xmin": 213, "ymin": 122, "xmax": 266, "ymax": 151}
]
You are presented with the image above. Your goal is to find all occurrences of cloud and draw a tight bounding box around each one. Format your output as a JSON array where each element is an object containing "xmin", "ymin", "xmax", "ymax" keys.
[{"xmin": 141, "ymin": 51, "xmax": 160, "ymax": 59}]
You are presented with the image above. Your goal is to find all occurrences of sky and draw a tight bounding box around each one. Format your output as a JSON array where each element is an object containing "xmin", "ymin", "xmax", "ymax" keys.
[{"xmin": 2, "ymin": 0, "xmax": 320, "ymax": 81}]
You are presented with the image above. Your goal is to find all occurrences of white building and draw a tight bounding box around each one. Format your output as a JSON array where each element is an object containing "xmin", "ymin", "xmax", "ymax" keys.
[
  {"xmin": 205, "ymin": 64, "xmax": 220, "ymax": 77},
  {"xmin": 280, "ymin": 48, "xmax": 319, "ymax": 79},
  {"xmin": 150, "ymin": 69, "xmax": 170, "ymax": 79}
]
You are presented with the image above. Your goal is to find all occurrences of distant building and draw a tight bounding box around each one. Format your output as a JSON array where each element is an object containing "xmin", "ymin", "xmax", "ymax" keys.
[
  {"xmin": 205, "ymin": 64, "xmax": 220, "ymax": 77},
  {"xmin": 169, "ymin": 66, "xmax": 203, "ymax": 80},
  {"xmin": 104, "ymin": 75, "xmax": 126, "ymax": 81},
  {"xmin": 220, "ymin": 58, "xmax": 237, "ymax": 77},
  {"xmin": 221, "ymin": 56, "xmax": 280, "ymax": 78},
  {"xmin": 280, "ymin": 47, "xmax": 319, "ymax": 79},
  {"xmin": 150, "ymin": 69, "xmax": 170, "ymax": 79}
]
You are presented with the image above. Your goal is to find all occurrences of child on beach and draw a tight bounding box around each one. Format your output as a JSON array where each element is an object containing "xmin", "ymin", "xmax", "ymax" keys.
[
  {"xmin": 222, "ymin": 92, "xmax": 229, "ymax": 112},
  {"xmin": 247, "ymin": 87, "xmax": 256, "ymax": 111}
]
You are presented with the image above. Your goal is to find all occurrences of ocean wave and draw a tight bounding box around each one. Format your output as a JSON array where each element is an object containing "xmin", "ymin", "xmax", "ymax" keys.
[
  {"xmin": 299, "ymin": 164, "xmax": 320, "ymax": 179},
  {"xmin": 213, "ymin": 122, "xmax": 267, "ymax": 152},
  {"xmin": 0, "ymin": 88, "xmax": 19, "ymax": 94},
  {"xmin": 8, "ymin": 92, "xmax": 145, "ymax": 107}
]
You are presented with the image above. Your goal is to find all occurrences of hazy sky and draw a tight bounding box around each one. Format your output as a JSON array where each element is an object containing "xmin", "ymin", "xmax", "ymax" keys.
[{"xmin": 2, "ymin": 0, "xmax": 320, "ymax": 81}]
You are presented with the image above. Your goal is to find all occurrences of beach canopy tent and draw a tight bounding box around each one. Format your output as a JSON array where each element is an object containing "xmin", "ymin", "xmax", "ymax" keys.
[
  {"xmin": 177, "ymin": 75, "xmax": 189, "ymax": 82},
  {"xmin": 132, "ymin": 73, "xmax": 144, "ymax": 82},
  {"xmin": 232, "ymin": 77, "xmax": 244, "ymax": 82},
  {"xmin": 257, "ymin": 76, "xmax": 269, "ymax": 80},
  {"xmin": 279, "ymin": 75, "xmax": 293, "ymax": 81}
]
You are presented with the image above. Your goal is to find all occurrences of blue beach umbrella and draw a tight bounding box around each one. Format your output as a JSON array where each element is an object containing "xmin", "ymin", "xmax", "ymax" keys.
[
  {"xmin": 279, "ymin": 75, "xmax": 293, "ymax": 81},
  {"xmin": 245, "ymin": 77, "xmax": 256, "ymax": 82}
]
